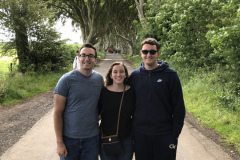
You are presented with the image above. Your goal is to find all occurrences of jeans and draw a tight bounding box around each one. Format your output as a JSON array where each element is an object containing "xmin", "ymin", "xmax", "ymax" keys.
[
  {"xmin": 134, "ymin": 131, "xmax": 178, "ymax": 160},
  {"xmin": 100, "ymin": 134, "xmax": 133, "ymax": 160},
  {"xmin": 60, "ymin": 134, "xmax": 99, "ymax": 160}
]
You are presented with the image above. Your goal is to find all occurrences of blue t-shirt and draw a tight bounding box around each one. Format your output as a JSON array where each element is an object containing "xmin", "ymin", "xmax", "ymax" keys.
[{"xmin": 54, "ymin": 69, "xmax": 104, "ymax": 138}]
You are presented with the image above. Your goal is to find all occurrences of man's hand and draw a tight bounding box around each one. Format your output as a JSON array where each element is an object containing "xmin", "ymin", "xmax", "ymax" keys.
[{"xmin": 57, "ymin": 141, "xmax": 67, "ymax": 158}]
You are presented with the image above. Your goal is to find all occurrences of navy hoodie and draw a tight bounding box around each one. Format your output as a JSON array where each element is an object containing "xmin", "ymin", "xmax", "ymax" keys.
[{"xmin": 128, "ymin": 61, "xmax": 185, "ymax": 138}]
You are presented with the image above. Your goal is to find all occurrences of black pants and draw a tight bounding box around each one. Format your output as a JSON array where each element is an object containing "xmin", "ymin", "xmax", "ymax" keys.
[{"xmin": 133, "ymin": 131, "xmax": 178, "ymax": 160}]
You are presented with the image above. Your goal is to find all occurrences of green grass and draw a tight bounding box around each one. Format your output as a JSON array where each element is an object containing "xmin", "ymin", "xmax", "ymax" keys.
[
  {"xmin": 0, "ymin": 71, "xmax": 67, "ymax": 105},
  {"xmin": 0, "ymin": 56, "xmax": 18, "ymax": 79},
  {"xmin": 183, "ymin": 73, "xmax": 240, "ymax": 153}
]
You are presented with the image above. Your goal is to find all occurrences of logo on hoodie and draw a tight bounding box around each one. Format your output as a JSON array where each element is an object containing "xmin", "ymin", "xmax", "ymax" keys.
[
  {"xmin": 157, "ymin": 79, "xmax": 162, "ymax": 82},
  {"xmin": 169, "ymin": 144, "xmax": 176, "ymax": 149}
]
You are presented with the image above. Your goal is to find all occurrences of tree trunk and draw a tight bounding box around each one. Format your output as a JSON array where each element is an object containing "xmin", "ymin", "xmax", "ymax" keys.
[
  {"xmin": 15, "ymin": 25, "xmax": 30, "ymax": 73},
  {"xmin": 135, "ymin": 0, "xmax": 146, "ymax": 28}
]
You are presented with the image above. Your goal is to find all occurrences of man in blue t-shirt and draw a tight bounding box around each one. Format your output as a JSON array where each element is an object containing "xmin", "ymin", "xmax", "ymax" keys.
[{"xmin": 54, "ymin": 43, "xmax": 104, "ymax": 160}]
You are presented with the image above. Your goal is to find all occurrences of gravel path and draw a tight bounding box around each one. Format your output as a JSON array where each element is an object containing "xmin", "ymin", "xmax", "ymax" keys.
[{"xmin": 0, "ymin": 90, "xmax": 54, "ymax": 156}]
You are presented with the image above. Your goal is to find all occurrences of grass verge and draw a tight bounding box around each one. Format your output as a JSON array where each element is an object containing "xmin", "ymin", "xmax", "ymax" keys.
[
  {"xmin": 0, "ymin": 71, "xmax": 66, "ymax": 105},
  {"xmin": 183, "ymin": 72, "xmax": 240, "ymax": 154}
]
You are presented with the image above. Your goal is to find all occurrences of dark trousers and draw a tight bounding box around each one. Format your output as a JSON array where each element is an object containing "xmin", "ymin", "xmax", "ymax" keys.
[{"xmin": 133, "ymin": 131, "xmax": 178, "ymax": 160}]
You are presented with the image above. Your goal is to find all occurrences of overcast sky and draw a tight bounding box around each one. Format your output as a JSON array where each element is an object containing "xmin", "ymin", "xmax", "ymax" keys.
[
  {"xmin": 0, "ymin": 18, "xmax": 83, "ymax": 44},
  {"xmin": 55, "ymin": 18, "xmax": 83, "ymax": 44}
]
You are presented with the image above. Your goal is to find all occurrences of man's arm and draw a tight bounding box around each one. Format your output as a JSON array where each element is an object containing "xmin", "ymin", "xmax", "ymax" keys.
[
  {"xmin": 54, "ymin": 94, "xmax": 67, "ymax": 158},
  {"xmin": 171, "ymin": 74, "xmax": 186, "ymax": 139}
]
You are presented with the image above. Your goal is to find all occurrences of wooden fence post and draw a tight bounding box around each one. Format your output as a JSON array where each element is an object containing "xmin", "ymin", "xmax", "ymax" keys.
[{"xmin": 10, "ymin": 63, "xmax": 12, "ymax": 72}]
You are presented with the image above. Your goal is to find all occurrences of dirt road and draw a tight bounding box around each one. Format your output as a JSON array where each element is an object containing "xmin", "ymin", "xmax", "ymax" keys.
[{"xmin": 0, "ymin": 54, "xmax": 236, "ymax": 160}]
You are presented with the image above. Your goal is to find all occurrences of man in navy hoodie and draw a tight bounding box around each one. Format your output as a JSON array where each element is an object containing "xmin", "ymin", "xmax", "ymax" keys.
[{"xmin": 128, "ymin": 38, "xmax": 185, "ymax": 160}]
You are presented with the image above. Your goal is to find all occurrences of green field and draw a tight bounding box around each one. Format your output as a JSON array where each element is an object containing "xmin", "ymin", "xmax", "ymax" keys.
[{"xmin": 0, "ymin": 56, "xmax": 18, "ymax": 79}]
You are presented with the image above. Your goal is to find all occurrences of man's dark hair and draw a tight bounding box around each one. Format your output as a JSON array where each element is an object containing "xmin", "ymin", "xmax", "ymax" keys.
[
  {"xmin": 79, "ymin": 43, "xmax": 97, "ymax": 58},
  {"xmin": 141, "ymin": 38, "xmax": 160, "ymax": 51}
]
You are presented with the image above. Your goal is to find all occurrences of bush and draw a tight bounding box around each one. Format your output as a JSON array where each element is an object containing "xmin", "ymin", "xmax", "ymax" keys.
[{"xmin": 18, "ymin": 41, "xmax": 76, "ymax": 73}]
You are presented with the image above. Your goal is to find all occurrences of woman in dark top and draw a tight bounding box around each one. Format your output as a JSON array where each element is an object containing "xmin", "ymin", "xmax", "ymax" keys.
[{"xmin": 98, "ymin": 62, "xmax": 135, "ymax": 160}]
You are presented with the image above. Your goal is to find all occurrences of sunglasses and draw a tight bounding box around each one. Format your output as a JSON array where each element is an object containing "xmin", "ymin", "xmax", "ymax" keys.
[{"xmin": 141, "ymin": 50, "xmax": 158, "ymax": 55}]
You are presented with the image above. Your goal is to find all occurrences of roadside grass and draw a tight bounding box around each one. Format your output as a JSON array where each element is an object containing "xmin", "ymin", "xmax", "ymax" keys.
[
  {"xmin": 0, "ymin": 70, "xmax": 68, "ymax": 105},
  {"xmin": 125, "ymin": 53, "xmax": 240, "ymax": 154},
  {"xmin": 183, "ymin": 74, "xmax": 240, "ymax": 153}
]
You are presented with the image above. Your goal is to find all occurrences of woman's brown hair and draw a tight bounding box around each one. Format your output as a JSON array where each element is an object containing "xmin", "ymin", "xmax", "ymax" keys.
[{"xmin": 105, "ymin": 62, "xmax": 129, "ymax": 86}]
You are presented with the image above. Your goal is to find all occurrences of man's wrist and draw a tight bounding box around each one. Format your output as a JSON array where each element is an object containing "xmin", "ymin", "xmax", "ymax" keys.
[{"xmin": 56, "ymin": 139, "xmax": 64, "ymax": 144}]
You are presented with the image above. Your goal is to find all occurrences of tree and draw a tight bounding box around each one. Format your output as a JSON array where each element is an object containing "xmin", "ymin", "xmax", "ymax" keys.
[
  {"xmin": 107, "ymin": 1, "xmax": 138, "ymax": 54},
  {"xmin": 51, "ymin": 0, "xmax": 137, "ymax": 46},
  {"xmin": 206, "ymin": 0, "xmax": 240, "ymax": 86},
  {"xmin": 0, "ymin": 0, "xmax": 60, "ymax": 72},
  {"xmin": 140, "ymin": 0, "xmax": 215, "ymax": 67}
]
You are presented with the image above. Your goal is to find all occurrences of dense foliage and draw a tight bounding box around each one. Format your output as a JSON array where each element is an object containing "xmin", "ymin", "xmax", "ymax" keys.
[{"xmin": 133, "ymin": 0, "xmax": 240, "ymax": 106}]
